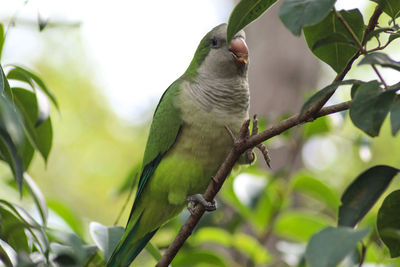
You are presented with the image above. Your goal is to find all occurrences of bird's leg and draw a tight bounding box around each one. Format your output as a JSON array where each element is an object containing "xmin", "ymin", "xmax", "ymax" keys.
[
  {"xmin": 226, "ymin": 120, "xmax": 255, "ymax": 165},
  {"xmin": 230, "ymin": 115, "xmax": 271, "ymax": 166},
  {"xmin": 186, "ymin": 194, "xmax": 216, "ymax": 215}
]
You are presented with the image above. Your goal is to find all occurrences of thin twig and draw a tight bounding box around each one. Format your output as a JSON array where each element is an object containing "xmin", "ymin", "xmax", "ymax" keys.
[
  {"xmin": 362, "ymin": 6, "xmax": 383, "ymax": 45},
  {"xmin": 358, "ymin": 243, "xmax": 367, "ymax": 267},
  {"xmin": 371, "ymin": 64, "xmax": 388, "ymax": 89},
  {"xmin": 366, "ymin": 39, "xmax": 392, "ymax": 53},
  {"xmin": 335, "ymin": 9, "xmax": 365, "ymax": 52}
]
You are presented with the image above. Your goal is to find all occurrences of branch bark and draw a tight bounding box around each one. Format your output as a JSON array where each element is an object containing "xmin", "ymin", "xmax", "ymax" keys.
[{"xmin": 156, "ymin": 6, "xmax": 383, "ymax": 267}]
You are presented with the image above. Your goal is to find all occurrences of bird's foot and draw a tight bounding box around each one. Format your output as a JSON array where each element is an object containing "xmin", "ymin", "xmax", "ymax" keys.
[
  {"xmin": 186, "ymin": 194, "xmax": 216, "ymax": 215},
  {"xmin": 224, "ymin": 115, "xmax": 272, "ymax": 167}
]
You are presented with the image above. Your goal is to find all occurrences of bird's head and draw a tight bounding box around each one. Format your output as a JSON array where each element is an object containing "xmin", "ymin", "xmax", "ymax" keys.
[{"xmin": 185, "ymin": 23, "xmax": 249, "ymax": 79}]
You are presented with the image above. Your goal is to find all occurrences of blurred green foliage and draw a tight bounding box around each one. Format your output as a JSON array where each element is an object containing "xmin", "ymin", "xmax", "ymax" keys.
[{"xmin": 1, "ymin": 0, "xmax": 400, "ymax": 266}]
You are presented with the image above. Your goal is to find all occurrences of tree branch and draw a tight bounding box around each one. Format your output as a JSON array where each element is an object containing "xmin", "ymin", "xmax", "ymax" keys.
[
  {"xmin": 156, "ymin": 6, "xmax": 383, "ymax": 267},
  {"xmin": 155, "ymin": 101, "xmax": 350, "ymax": 267}
]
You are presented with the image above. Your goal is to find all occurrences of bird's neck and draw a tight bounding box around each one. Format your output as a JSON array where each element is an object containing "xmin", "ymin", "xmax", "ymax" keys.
[{"xmin": 184, "ymin": 74, "xmax": 250, "ymax": 116}]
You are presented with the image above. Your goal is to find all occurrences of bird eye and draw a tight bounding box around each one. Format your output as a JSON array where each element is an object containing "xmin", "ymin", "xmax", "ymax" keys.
[{"xmin": 210, "ymin": 37, "xmax": 218, "ymax": 48}]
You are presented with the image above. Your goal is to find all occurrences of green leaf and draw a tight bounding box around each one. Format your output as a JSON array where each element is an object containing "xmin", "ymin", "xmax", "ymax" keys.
[
  {"xmin": 311, "ymin": 33, "xmax": 357, "ymax": 51},
  {"xmin": 279, "ymin": 0, "xmax": 335, "ymax": 36},
  {"xmin": 387, "ymin": 81, "xmax": 400, "ymax": 91},
  {"xmin": 304, "ymin": 9, "xmax": 365, "ymax": 73},
  {"xmin": 49, "ymin": 231, "xmax": 93, "ymax": 265},
  {"xmin": 0, "ymin": 239, "xmax": 17, "ymax": 266},
  {"xmin": 9, "ymin": 65, "xmax": 58, "ymax": 109},
  {"xmin": 0, "ymin": 65, "xmax": 12, "ymax": 97},
  {"xmin": 305, "ymin": 226, "xmax": 369, "ymax": 267},
  {"xmin": 172, "ymin": 250, "xmax": 228, "ymax": 267},
  {"xmin": 338, "ymin": 165, "xmax": 399, "ymax": 227},
  {"xmin": 292, "ymin": 173, "xmax": 340, "ymax": 211},
  {"xmin": 227, "ymin": 0, "xmax": 278, "ymax": 43},
  {"xmin": 0, "ymin": 94, "xmax": 23, "ymax": 147},
  {"xmin": 7, "ymin": 68, "xmax": 35, "ymax": 88},
  {"xmin": 34, "ymin": 118, "xmax": 52, "ymax": 161},
  {"xmin": 0, "ymin": 133, "xmax": 25, "ymax": 193},
  {"xmin": 390, "ymin": 100, "xmax": 400, "ymax": 135},
  {"xmin": 275, "ymin": 211, "xmax": 332, "ymax": 242},
  {"xmin": 12, "ymin": 87, "xmax": 53, "ymax": 162},
  {"xmin": 24, "ymin": 173, "xmax": 48, "ymax": 226},
  {"xmin": 252, "ymin": 182, "xmax": 282, "ymax": 231},
  {"xmin": 350, "ymin": 83, "xmax": 362, "ymax": 99},
  {"xmin": 364, "ymin": 27, "xmax": 397, "ymax": 42},
  {"xmin": 17, "ymin": 251, "xmax": 37, "ymax": 266},
  {"xmin": 371, "ymin": 0, "xmax": 400, "ymax": 19},
  {"xmin": 47, "ymin": 200, "xmax": 84, "ymax": 237},
  {"xmin": 377, "ymin": 190, "xmax": 400, "ymax": 258},
  {"xmin": 302, "ymin": 115, "xmax": 330, "ymax": 138},
  {"xmin": 0, "ymin": 206, "xmax": 30, "ymax": 252},
  {"xmin": 192, "ymin": 227, "xmax": 272, "ymax": 264},
  {"xmin": 233, "ymin": 233, "xmax": 272, "ymax": 264},
  {"xmin": 145, "ymin": 242, "xmax": 161, "ymax": 261},
  {"xmin": 51, "ymin": 245, "xmax": 80, "ymax": 267},
  {"xmin": 19, "ymin": 137, "xmax": 34, "ymax": 170},
  {"xmin": 89, "ymin": 222, "xmax": 124, "ymax": 261},
  {"xmin": 0, "ymin": 200, "xmax": 50, "ymax": 257},
  {"xmin": 193, "ymin": 227, "xmax": 232, "ymax": 247},
  {"xmin": 359, "ymin": 52, "xmax": 400, "ymax": 71},
  {"xmin": 389, "ymin": 32, "xmax": 400, "ymax": 43},
  {"xmin": 0, "ymin": 24, "xmax": 4, "ymax": 61},
  {"xmin": 7, "ymin": 68, "xmax": 51, "ymax": 126},
  {"xmin": 0, "ymin": 95, "xmax": 25, "ymax": 191},
  {"xmin": 349, "ymin": 81, "xmax": 395, "ymax": 137},
  {"xmin": 299, "ymin": 79, "xmax": 361, "ymax": 118}
]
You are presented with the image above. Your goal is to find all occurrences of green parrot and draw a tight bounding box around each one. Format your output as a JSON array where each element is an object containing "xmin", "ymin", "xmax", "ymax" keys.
[{"xmin": 107, "ymin": 23, "xmax": 251, "ymax": 267}]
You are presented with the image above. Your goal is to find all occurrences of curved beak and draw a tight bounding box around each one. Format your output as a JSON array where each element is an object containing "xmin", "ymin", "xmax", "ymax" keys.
[{"xmin": 229, "ymin": 37, "xmax": 248, "ymax": 66}]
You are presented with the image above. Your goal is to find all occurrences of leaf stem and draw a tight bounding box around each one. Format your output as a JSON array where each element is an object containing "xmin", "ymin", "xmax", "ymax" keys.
[
  {"xmin": 371, "ymin": 64, "xmax": 388, "ymax": 89},
  {"xmin": 334, "ymin": 9, "xmax": 365, "ymax": 53},
  {"xmin": 358, "ymin": 243, "xmax": 367, "ymax": 267}
]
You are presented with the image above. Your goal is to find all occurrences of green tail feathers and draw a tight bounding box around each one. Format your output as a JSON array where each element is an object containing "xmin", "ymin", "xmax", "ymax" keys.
[{"xmin": 107, "ymin": 213, "xmax": 159, "ymax": 267}]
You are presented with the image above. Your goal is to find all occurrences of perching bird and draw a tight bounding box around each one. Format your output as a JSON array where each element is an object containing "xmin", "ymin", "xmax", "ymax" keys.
[{"xmin": 107, "ymin": 23, "xmax": 251, "ymax": 267}]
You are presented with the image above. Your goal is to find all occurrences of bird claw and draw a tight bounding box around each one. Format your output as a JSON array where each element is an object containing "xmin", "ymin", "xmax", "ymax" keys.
[
  {"xmin": 225, "ymin": 115, "xmax": 272, "ymax": 168},
  {"xmin": 186, "ymin": 194, "xmax": 216, "ymax": 215},
  {"xmin": 257, "ymin": 143, "xmax": 271, "ymax": 168}
]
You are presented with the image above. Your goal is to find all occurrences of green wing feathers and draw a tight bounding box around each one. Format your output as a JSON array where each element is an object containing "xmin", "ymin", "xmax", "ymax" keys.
[
  {"xmin": 131, "ymin": 79, "xmax": 183, "ymax": 214},
  {"xmin": 107, "ymin": 80, "xmax": 183, "ymax": 266},
  {"xmin": 107, "ymin": 212, "xmax": 159, "ymax": 267}
]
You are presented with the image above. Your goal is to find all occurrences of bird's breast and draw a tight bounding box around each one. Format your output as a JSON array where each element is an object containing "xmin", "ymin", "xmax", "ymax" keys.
[{"xmin": 174, "ymin": 81, "xmax": 249, "ymax": 173}]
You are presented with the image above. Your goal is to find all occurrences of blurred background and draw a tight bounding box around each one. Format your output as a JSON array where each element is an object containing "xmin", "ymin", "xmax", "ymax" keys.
[{"xmin": 1, "ymin": 0, "xmax": 400, "ymax": 266}]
